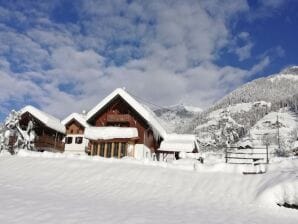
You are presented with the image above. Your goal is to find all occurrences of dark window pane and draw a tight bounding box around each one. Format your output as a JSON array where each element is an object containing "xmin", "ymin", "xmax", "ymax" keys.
[
  {"xmin": 114, "ymin": 143, "xmax": 119, "ymax": 158},
  {"xmin": 100, "ymin": 143, "xmax": 105, "ymax": 157},
  {"xmin": 93, "ymin": 143, "xmax": 98, "ymax": 155},
  {"xmin": 120, "ymin": 143, "xmax": 127, "ymax": 158},
  {"xmin": 75, "ymin": 137, "xmax": 83, "ymax": 144},
  {"xmin": 106, "ymin": 143, "xmax": 112, "ymax": 158},
  {"xmin": 66, "ymin": 137, "xmax": 72, "ymax": 144}
]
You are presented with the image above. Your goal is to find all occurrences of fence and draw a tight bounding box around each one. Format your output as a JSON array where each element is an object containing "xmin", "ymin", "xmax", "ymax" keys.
[{"xmin": 224, "ymin": 146, "xmax": 272, "ymax": 165}]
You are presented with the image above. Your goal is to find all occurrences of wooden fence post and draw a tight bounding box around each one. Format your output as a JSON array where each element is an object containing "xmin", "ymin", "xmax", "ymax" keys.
[{"xmin": 266, "ymin": 144, "xmax": 269, "ymax": 164}]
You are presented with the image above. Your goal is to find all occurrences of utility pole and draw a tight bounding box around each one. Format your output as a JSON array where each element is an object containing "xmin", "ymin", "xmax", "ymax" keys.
[{"xmin": 277, "ymin": 114, "xmax": 281, "ymax": 150}]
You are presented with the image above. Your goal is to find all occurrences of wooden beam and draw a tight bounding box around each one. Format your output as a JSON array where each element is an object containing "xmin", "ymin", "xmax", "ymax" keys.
[
  {"xmin": 111, "ymin": 142, "xmax": 114, "ymax": 158},
  {"xmin": 104, "ymin": 142, "xmax": 107, "ymax": 158},
  {"xmin": 117, "ymin": 144, "xmax": 120, "ymax": 158},
  {"xmin": 90, "ymin": 142, "xmax": 94, "ymax": 156}
]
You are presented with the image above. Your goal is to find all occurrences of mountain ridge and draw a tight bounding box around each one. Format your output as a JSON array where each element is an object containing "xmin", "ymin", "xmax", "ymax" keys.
[{"xmin": 155, "ymin": 66, "xmax": 298, "ymax": 153}]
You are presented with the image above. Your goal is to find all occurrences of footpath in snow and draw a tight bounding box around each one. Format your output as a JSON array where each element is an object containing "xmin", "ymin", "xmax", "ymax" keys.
[{"xmin": 0, "ymin": 150, "xmax": 297, "ymax": 224}]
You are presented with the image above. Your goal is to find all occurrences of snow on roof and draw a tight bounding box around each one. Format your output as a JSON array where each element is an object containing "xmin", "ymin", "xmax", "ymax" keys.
[
  {"xmin": 159, "ymin": 134, "xmax": 198, "ymax": 152},
  {"xmin": 86, "ymin": 88, "xmax": 167, "ymax": 138},
  {"xmin": 20, "ymin": 105, "xmax": 65, "ymax": 134},
  {"xmin": 62, "ymin": 113, "xmax": 90, "ymax": 128},
  {"xmin": 84, "ymin": 127, "xmax": 138, "ymax": 140}
]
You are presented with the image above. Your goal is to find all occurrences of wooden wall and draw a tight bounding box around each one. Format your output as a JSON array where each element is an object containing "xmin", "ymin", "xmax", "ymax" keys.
[
  {"xmin": 88, "ymin": 96, "xmax": 160, "ymax": 151},
  {"xmin": 19, "ymin": 112, "xmax": 65, "ymax": 151},
  {"xmin": 66, "ymin": 119, "xmax": 85, "ymax": 135}
]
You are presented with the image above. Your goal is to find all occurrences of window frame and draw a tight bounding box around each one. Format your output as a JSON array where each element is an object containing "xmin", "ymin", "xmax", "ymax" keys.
[
  {"xmin": 65, "ymin": 136, "xmax": 73, "ymax": 144},
  {"xmin": 75, "ymin": 137, "xmax": 83, "ymax": 144}
]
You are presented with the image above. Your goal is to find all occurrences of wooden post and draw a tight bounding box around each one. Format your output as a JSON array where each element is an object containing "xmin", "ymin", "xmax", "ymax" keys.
[
  {"xmin": 118, "ymin": 143, "xmax": 121, "ymax": 159},
  {"xmin": 133, "ymin": 143, "xmax": 135, "ymax": 158},
  {"xmin": 54, "ymin": 132, "xmax": 57, "ymax": 150},
  {"xmin": 266, "ymin": 144, "xmax": 269, "ymax": 164},
  {"xmin": 104, "ymin": 142, "xmax": 107, "ymax": 158},
  {"xmin": 90, "ymin": 142, "xmax": 94, "ymax": 156},
  {"xmin": 225, "ymin": 147, "xmax": 228, "ymax": 163},
  {"xmin": 111, "ymin": 142, "xmax": 114, "ymax": 158}
]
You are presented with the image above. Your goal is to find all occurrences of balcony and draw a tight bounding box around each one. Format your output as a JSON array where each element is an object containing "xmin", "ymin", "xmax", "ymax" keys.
[
  {"xmin": 35, "ymin": 135, "xmax": 65, "ymax": 152},
  {"xmin": 107, "ymin": 114, "xmax": 132, "ymax": 123}
]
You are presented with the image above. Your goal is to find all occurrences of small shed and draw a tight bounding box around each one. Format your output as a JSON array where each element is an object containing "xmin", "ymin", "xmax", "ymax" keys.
[{"xmin": 158, "ymin": 134, "xmax": 199, "ymax": 161}]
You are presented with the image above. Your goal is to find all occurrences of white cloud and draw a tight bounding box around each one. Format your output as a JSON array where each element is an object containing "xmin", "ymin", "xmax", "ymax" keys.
[{"xmin": 0, "ymin": 0, "xmax": 280, "ymax": 119}]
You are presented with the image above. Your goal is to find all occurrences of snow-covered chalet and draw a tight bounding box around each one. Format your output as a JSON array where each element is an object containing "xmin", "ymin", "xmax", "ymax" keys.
[
  {"xmin": 16, "ymin": 88, "xmax": 199, "ymax": 160},
  {"xmin": 18, "ymin": 105, "xmax": 65, "ymax": 152},
  {"xmin": 81, "ymin": 88, "xmax": 199, "ymax": 160}
]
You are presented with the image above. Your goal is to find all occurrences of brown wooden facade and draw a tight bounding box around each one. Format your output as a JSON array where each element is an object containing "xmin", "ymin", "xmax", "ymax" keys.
[
  {"xmin": 19, "ymin": 112, "xmax": 65, "ymax": 152},
  {"xmin": 65, "ymin": 119, "xmax": 85, "ymax": 135},
  {"xmin": 87, "ymin": 96, "xmax": 162, "ymax": 157}
]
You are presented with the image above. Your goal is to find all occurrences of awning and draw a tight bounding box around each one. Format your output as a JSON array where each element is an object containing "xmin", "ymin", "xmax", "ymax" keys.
[{"xmin": 84, "ymin": 127, "xmax": 138, "ymax": 140}]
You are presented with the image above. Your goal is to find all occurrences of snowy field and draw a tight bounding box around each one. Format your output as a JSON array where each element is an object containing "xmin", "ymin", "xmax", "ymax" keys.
[{"xmin": 0, "ymin": 151, "xmax": 297, "ymax": 224}]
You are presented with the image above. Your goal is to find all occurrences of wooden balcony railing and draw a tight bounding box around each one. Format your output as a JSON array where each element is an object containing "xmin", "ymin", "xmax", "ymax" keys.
[
  {"xmin": 35, "ymin": 135, "xmax": 65, "ymax": 152},
  {"xmin": 107, "ymin": 114, "xmax": 132, "ymax": 123}
]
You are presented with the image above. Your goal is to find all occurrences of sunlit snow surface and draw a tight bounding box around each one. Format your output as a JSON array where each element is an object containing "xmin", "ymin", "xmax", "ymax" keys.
[{"xmin": 0, "ymin": 151, "xmax": 297, "ymax": 224}]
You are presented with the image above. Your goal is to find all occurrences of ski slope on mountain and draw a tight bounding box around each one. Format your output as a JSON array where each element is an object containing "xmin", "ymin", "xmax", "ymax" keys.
[{"xmin": 0, "ymin": 151, "xmax": 297, "ymax": 224}]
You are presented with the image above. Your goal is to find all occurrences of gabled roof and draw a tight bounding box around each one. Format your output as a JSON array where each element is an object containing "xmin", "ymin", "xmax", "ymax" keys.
[
  {"xmin": 20, "ymin": 105, "xmax": 65, "ymax": 134},
  {"xmin": 86, "ymin": 88, "xmax": 167, "ymax": 139},
  {"xmin": 62, "ymin": 113, "xmax": 90, "ymax": 128}
]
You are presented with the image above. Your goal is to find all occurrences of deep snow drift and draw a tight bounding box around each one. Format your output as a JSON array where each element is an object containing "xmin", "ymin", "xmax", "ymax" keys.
[{"xmin": 0, "ymin": 151, "xmax": 297, "ymax": 224}]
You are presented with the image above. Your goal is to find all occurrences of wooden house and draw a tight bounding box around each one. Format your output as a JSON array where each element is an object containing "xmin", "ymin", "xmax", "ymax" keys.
[
  {"xmin": 84, "ymin": 88, "xmax": 199, "ymax": 160},
  {"xmin": 62, "ymin": 113, "xmax": 89, "ymax": 155},
  {"xmin": 19, "ymin": 106, "xmax": 65, "ymax": 152}
]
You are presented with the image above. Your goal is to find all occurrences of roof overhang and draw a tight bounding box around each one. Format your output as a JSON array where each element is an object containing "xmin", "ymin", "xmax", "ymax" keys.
[
  {"xmin": 20, "ymin": 105, "xmax": 65, "ymax": 134},
  {"xmin": 86, "ymin": 88, "xmax": 167, "ymax": 139}
]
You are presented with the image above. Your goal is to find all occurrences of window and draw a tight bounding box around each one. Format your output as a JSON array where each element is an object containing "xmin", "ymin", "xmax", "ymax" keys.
[
  {"xmin": 93, "ymin": 143, "xmax": 98, "ymax": 155},
  {"xmin": 106, "ymin": 143, "xmax": 112, "ymax": 158},
  {"xmin": 75, "ymin": 137, "xmax": 83, "ymax": 144},
  {"xmin": 66, "ymin": 137, "xmax": 73, "ymax": 144},
  {"xmin": 99, "ymin": 143, "xmax": 105, "ymax": 157},
  {"xmin": 120, "ymin": 143, "xmax": 127, "ymax": 158},
  {"xmin": 113, "ymin": 143, "xmax": 119, "ymax": 158}
]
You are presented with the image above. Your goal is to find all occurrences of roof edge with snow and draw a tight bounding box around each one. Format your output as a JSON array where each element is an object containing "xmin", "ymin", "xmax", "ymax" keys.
[
  {"xmin": 62, "ymin": 113, "xmax": 90, "ymax": 128},
  {"xmin": 86, "ymin": 88, "xmax": 167, "ymax": 138},
  {"xmin": 20, "ymin": 105, "xmax": 65, "ymax": 134}
]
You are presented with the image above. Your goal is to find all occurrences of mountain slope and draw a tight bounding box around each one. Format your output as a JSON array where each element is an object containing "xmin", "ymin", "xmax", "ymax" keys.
[
  {"xmin": 213, "ymin": 66, "xmax": 298, "ymax": 111},
  {"xmin": 155, "ymin": 66, "xmax": 298, "ymax": 152},
  {"xmin": 154, "ymin": 104, "xmax": 202, "ymax": 133}
]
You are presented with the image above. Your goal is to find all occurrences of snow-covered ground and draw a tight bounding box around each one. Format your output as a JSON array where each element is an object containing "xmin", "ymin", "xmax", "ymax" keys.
[{"xmin": 0, "ymin": 151, "xmax": 297, "ymax": 224}]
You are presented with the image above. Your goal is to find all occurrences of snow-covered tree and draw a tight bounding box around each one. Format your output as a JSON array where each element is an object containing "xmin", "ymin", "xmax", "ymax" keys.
[
  {"xmin": 216, "ymin": 109, "xmax": 244, "ymax": 148},
  {"xmin": 2, "ymin": 110, "xmax": 36, "ymax": 154}
]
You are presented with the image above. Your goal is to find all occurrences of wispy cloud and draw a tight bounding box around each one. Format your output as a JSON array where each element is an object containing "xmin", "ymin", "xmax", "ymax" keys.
[{"xmin": 0, "ymin": 0, "xmax": 288, "ymax": 119}]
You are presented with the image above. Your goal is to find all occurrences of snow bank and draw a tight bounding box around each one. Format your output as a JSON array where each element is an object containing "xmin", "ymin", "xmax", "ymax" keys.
[
  {"xmin": 84, "ymin": 127, "xmax": 138, "ymax": 140},
  {"xmin": 0, "ymin": 152, "xmax": 297, "ymax": 224},
  {"xmin": 258, "ymin": 180, "xmax": 298, "ymax": 207}
]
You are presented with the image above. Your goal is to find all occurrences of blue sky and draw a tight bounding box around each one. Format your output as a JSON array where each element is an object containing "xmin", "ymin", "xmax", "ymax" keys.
[{"xmin": 0, "ymin": 0, "xmax": 297, "ymax": 121}]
